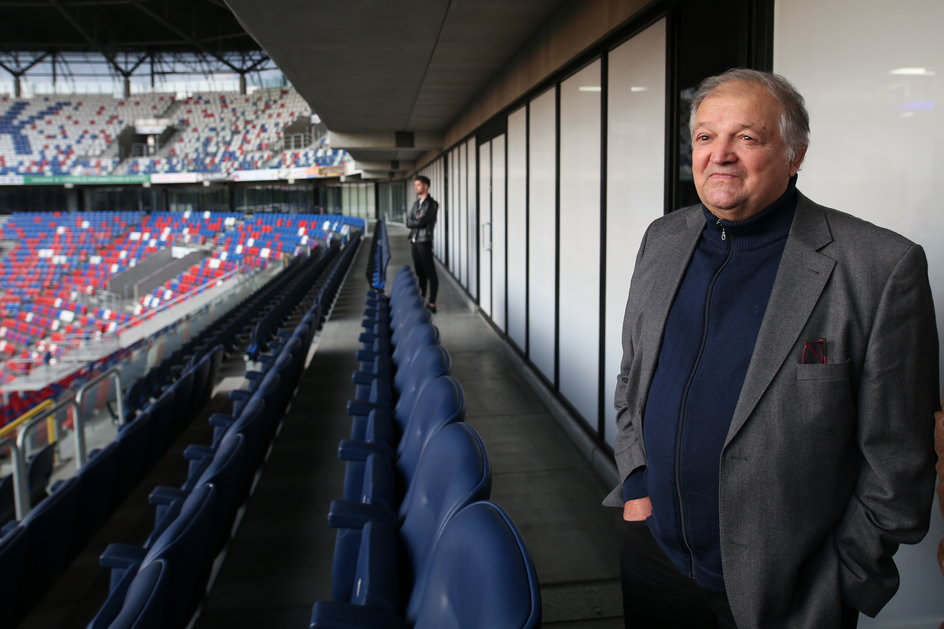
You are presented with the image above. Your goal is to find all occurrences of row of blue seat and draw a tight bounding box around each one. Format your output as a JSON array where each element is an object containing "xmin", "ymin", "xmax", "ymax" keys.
[
  {"xmin": 123, "ymin": 241, "xmax": 336, "ymax": 420},
  {"xmin": 246, "ymin": 240, "xmax": 340, "ymax": 361},
  {"xmin": 82, "ymin": 230, "xmax": 362, "ymax": 628},
  {"xmin": 309, "ymin": 266, "xmax": 541, "ymax": 628},
  {"xmin": 0, "ymin": 338, "xmax": 223, "ymax": 629},
  {"xmin": 365, "ymin": 218, "xmax": 392, "ymax": 292},
  {"xmin": 0, "ymin": 231, "xmax": 360, "ymax": 628}
]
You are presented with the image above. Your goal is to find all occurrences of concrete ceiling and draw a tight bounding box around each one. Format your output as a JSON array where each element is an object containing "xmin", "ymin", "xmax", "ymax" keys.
[{"xmin": 224, "ymin": 0, "xmax": 569, "ymax": 172}]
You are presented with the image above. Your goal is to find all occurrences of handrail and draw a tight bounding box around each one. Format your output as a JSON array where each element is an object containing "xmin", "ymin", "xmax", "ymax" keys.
[
  {"xmin": 0, "ymin": 398, "xmax": 54, "ymax": 440},
  {"xmin": 12, "ymin": 396, "xmax": 79, "ymax": 520}
]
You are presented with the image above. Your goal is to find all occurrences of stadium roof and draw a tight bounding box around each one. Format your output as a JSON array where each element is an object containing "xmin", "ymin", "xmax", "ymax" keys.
[
  {"xmin": 224, "ymin": 0, "xmax": 570, "ymax": 168},
  {"xmin": 0, "ymin": 0, "xmax": 259, "ymax": 54}
]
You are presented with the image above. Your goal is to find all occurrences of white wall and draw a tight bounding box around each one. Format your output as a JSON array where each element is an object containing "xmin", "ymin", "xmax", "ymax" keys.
[
  {"xmin": 449, "ymin": 146, "xmax": 459, "ymax": 275},
  {"xmin": 507, "ymin": 107, "xmax": 528, "ymax": 351},
  {"xmin": 558, "ymin": 59, "xmax": 602, "ymax": 426},
  {"xmin": 478, "ymin": 140, "xmax": 492, "ymax": 316},
  {"xmin": 466, "ymin": 138, "xmax": 478, "ymax": 300},
  {"xmin": 458, "ymin": 142, "xmax": 468, "ymax": 289},
  {"xmin": 603, "ymin": 19, "xmax": 667, "ymax": 447},
  {"xmin": 527, "ymin": 87, "xmax": 558, "ymax": 382},
  {"xmin": 775, "ymin": 1, "xmax": 944, "ymax": 626},
  {"xmin": 492, "ymin": 134, "xmax": 507, "ymax": 332}
]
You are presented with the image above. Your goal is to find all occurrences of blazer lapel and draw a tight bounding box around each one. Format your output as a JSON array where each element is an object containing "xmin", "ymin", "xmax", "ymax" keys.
[
  {"xmin": 724, "ymin": 193, "xmax": 836, "ymax": 446},
  {"xmin": 637, "ymin": 208, "xmax": 704, "ymax": 395}
]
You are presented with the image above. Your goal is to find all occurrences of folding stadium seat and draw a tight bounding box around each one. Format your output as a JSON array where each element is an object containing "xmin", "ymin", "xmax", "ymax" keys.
[
  {"xmin": 0, "ymin": 474, "xmax": 14, "ymax": 527},
  {"xmin": 92, "ymin": 483, "xmax": 217, "ymax": 629},
  {"xmin": 328, "ymin": 423, "xmax": 491, "ymax": 611},
  {"xmin": 8, "ymin": 476, "xmax": 82, "ymax": 614},
  {"xmin": 68, "ymin": 440, "xmax": 121, "ymax": 554},
  {"xmin": 141, "ymin": 389, "xmax": 177, "ymax": 469},
  {"xmin": 354, "ymin": 309, "xmax": 434, "ymax": 399},
  {"xmin": 26, "ymin": 442, "xmax": 56, "ymax": 507},
  {"xmin": 113, "ymin": 407, "xmax": 155, "ymax": 500},
  {"xmin": 347, "ymin": 344, "xmax": 451, "ymax": 444},
  {"xmin": 0, "ymin": 524, "xmax": 29, "ymax": 625},
  {"xmin": 144, "ymin": 432, "xmax": 246, "ymax": 559},
  {"xmin": 310, "ymin": 501, "xmax": 541, "ymax": 629},
  {"xmin": 354, "ymin": 323, "xmax": 440, "ymax": 411},
  {"xmin": 339, "ymin": 375, "xmax": 465, "ymax": 509},
  {"xmin": 93, "ymin": 559, "xmax": 169, "ymax": 629},
  {"xmin": 208, "ymin": 383, "xmax": 276, "ymax": 474}
]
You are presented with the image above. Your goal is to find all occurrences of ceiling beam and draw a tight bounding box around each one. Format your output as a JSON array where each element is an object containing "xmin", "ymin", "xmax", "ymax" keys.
[{"xmin": 128, "ymin": 0, "xmax": 242, "ymax": 72}]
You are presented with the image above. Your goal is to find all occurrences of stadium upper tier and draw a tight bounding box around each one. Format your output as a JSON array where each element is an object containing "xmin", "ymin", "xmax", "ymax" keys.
[
  {"xmin": 0, "ymin": 88, "xmax": 347, "ymax": 177},
  {"xmin": 0, "ymin": 210, "xmax": 357, "ymax": 384},
  {"xmin": 0, "ymin": 93, "xmax": 172, "ymax": 176}
]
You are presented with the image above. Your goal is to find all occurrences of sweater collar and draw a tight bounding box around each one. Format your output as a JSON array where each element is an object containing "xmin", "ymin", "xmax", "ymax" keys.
[{"xmin": 701, "ymin": 175, "xmax": 798, "ymax": 251}]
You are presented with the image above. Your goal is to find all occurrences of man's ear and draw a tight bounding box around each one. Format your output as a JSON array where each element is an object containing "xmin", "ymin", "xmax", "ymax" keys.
[{"xmin": 789, "ymin": 146, "xmax": 808, "ymax": 177}]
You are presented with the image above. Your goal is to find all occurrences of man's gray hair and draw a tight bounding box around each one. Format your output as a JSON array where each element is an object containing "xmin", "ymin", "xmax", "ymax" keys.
[{"xmin": 688, "ymin": 68, "xmax": 810, "ymax": 163}]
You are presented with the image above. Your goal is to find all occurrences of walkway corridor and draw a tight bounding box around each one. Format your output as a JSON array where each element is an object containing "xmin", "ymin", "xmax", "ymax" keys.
[{"xmin": 196, "ymin": 223, "xmax": 623, "ymax": 628}]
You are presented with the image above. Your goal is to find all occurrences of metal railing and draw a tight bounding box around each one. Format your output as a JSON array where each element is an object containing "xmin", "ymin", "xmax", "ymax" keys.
[
  {"xmin": 10, "ymin": 396, "xmax": 78, "ymax": 520},
  {"xmin": 3, "ymin": 367, "xmax": 122, "ymax": 520},
  {"xmin": 0, "ymin": 398, "xmax": 54, "ymax": 442}
]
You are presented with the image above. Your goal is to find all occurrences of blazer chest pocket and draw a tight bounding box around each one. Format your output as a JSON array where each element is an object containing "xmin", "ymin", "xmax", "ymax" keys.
[
  {"xmin": 795, "ymin": 359, "xmax": 855, "ymax": 435},
  {"xmin": 796, "ymin": 359, "xmax": 851, "ymax": 382}
]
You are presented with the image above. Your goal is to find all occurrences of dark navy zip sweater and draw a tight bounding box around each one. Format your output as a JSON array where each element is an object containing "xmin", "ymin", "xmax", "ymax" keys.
[{"xmin": 622, "ymin": 178, "xmax": 798, "ymax": 591}]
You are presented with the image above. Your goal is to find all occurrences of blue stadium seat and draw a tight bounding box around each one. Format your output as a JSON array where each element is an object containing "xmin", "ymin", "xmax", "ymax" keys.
[
  {"xmin": 15, "ymin": 476, "xmax": 82, "ymax": 613},
  {"xmin": 356, "ymin": 322, "xmax": 440, "ymax": 388},
  {"xmin": 70, "ymin": 440, "xmax": 122, "ymax": 554},
  {"xmin": 115, "ymin": 407, "xmax": 153, "ymax": 500},
  {"xmin": 141, "ymin": 388, "xmax": 176, "ymax": 470},
  {"xmin": 0, "ymin": 525, "xmax": 28, "ymax": 626},
  {"xmin": 310, "ymin": 501, "xmax": 541, "ymax": 629},
  {"xmin": 339, "ymin": 375, "xmax": 465, "ymax": 509},
  {"xmin": 27, "ymin": 442, "xmax": 56, "ymax": 507},
  {"xmin": 98, "ymin": 559, "xmax": 169, "ymax": 629},
  {"xmin": 0, "ymin": 474, "xmax": 15, "ymax": 527},
  {"xmin": 348, "ymin": 344, "xmax": 451, "ymax": 444},
  {"xmin": 145, "ymin": 432, "xmax": 246, "ymax": 556},
  {"xmin": 328, "ymin": 422, "xmax": 491, "ymax": 611},
  {"xmin": 94, "ymin": 482, "xmax": 217, "ymax": 629}
]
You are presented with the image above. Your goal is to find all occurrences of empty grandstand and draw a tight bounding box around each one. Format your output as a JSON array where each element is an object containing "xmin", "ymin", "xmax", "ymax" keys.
[
  {"xmin": 0, "ymin": 208, "xmax": 364, "ymax": 626},
  {"xmin": 0, "ymin": 88, "xmax": 348, "ymax": 179}
]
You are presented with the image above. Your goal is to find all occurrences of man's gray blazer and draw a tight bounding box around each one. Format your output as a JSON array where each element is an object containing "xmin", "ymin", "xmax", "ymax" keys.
[{"xmin": 605, "ymin": 191, "xmax": 939, "ymax": 628}]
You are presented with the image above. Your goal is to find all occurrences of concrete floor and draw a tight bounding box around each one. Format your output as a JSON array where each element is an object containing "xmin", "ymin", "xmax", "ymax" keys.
[{"xmin": 194, "ymin": 223, "xmax": 623, "ymax": 628}]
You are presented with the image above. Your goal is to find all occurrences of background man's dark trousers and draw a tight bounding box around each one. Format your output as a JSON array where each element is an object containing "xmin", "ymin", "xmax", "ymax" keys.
[{"xmin": 410, "ymin": 240, "xmax": 438, "ymax": 303}]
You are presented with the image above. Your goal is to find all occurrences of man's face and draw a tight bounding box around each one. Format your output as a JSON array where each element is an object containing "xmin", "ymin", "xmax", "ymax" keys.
[
  {"xmin": 691, "ymin": 82, "xmax": 805, "ymax": 221},
  {"xmin": 414, "ymin": 180, "xmax": 428, "ymax": 197}
]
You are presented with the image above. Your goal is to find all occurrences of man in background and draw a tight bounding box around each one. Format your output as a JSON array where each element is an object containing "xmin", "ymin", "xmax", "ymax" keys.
[{"xmin": 406, "ymin": 175, "xmax": 439, "ymax": 313}]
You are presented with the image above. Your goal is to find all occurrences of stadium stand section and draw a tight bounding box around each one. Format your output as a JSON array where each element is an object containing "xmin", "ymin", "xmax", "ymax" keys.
[
  {"xmin": 0, "ymin": 88, "xmax": 347, "ymax": 178},
  {"xmin": 0, "ymin": 210, "xmax": 357, "ymax": 392},
  {"xmin": 82, "ymin": 228, "xmax": 360, "ymax": 628},
  {"xmin": 0, "ymin": 93, "xmax": 173, "ymax": 176},
  {"xmin": 270, "ymin": 137, "xmax": 346, "ymax": 170},
  {"xmin": 0, "ymin": 215, "xmax": 363, "ymax": 628}
]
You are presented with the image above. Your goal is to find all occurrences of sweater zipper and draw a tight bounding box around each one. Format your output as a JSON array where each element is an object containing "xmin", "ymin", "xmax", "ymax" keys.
[{"xmin": 674, "ymin": 227, "xmax": 732, "ymax": 579}]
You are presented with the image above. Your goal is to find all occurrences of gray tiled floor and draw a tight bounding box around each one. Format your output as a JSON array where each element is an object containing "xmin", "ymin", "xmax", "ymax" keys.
[{"xmin": 195, "ymin": 223, "xmax": 624, "ymax": 627}]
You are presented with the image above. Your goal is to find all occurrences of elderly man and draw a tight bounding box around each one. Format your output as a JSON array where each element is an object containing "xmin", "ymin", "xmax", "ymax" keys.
[{"xmin": 605, "ymin": 68, "xmax": 939, "ymax": 629}]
